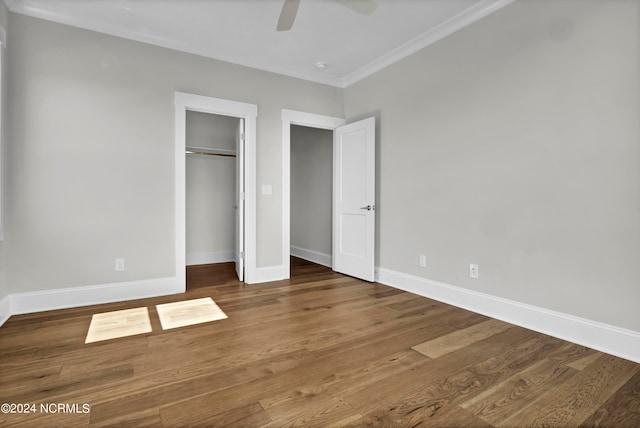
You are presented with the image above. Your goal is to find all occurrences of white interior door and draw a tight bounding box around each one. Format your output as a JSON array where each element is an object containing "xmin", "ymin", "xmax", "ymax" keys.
[
  {"xmin": 333, "ymin": 117, "xmax": 375, "ymax": 282},
  {"xmin": 235, "ymin": 118, "xmax": 245, "ymax": 281}
]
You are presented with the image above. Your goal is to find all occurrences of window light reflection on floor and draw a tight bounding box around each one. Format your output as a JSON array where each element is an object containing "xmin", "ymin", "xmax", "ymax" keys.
[
  {"xmin": 156, "ymin": 297, "xmax": 228, "ymax": 330},
  {"xmin": 85, "ymin": 307, "xmax": 152, "ymax": 344},
  {"xmin": 84, "ymin": 298, "xmax": 228, "ymax": 344}
]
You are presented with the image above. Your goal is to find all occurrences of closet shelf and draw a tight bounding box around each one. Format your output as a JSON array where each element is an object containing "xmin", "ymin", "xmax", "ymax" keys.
[{"xmin": 186, "ymin": 146, "xmax": 236, "ymax": 158}]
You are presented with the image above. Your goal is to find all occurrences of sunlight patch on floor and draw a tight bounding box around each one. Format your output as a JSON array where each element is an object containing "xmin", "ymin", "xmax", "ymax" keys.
[
  {"xmin": 156, "ymin": 297, "xmax": 228, "ymax": 330},
  {"xmin": 85, "ymin": 307, "xmax": 152, "ymax": 343}
]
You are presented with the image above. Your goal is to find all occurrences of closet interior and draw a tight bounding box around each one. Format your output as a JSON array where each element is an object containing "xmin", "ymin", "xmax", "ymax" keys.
[{"xmin": 186, "ymin": 110, "xmax": 241, "ymax": 268}]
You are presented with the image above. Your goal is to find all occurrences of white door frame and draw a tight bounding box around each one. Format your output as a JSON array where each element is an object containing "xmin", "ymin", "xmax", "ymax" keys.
[
  {"xmin": 235, "ymin": 118, "xmax": 245, "ymax": 281},
  {"xmin": 282, "ymin": 109, "xmax": 345, "ymax": 279},
  {"xmin": 175, "ymin": 92, "xmax": 258, "ymax": 287}
]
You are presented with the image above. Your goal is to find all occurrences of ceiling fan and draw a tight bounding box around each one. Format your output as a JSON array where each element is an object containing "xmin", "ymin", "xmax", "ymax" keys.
[{"xmin": 277, "ymin": 0, "xmax": 379, "ymax": 31}]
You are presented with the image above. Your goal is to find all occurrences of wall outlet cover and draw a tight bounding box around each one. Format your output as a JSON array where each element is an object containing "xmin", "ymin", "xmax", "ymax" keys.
[{"xmin": 469, "ymin": 263, "xmax": 478, "ymax": 279}]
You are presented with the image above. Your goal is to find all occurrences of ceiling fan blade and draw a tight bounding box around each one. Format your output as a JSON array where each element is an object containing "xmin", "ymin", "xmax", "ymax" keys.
[
  {"xmin": 277, "ymin": 0, "xmax": 300, "ymax": 31},
  {"xmin": 334, "ymin": 0, "xmax": 378, "ymax": 16}
]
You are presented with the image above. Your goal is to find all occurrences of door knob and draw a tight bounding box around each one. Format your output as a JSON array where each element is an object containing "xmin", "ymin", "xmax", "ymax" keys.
[{"xmin": 360, "ymin": 205, "xmax": 375, "ymax": 211}]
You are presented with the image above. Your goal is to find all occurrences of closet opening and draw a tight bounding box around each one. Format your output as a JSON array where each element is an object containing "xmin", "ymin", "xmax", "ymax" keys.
[
  {"xmin": 185, "ymin": 111, "xmax": 243, "ymax": 285},
  {"xmin": 289, "ymin": 125, "xmax": 334, "ymax": 271}
]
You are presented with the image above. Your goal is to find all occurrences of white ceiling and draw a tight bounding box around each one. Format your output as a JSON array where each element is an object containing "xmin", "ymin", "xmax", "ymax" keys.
[{"xmin": 4, "ymin": 0, "xmax": 515, "ymax": 87}]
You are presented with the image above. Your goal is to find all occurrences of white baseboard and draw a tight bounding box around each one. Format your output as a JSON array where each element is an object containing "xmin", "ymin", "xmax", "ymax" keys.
[
  {"xmin": 250, "ymin": 265, "xmax": 286, "ymax": 284},
  {"xmin": 186, "ymin": 251, "xmax": 234, "ymax": 266},
  {"xmin": 377, "ymin": 268, "xmax": 640, "ymax": 364},
  {"xmin": 0, "ymin": 295, "xmax": 10, "ymax": 326},
  {"xmin": 9, "ymin": 277, "xmax": 183, "ymax": 317},
  {"xmin": 290, "ymin": 246, "xmax": 332, "ymax": 268}
]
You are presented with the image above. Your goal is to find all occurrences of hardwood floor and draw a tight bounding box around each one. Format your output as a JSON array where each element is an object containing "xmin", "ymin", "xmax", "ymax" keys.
[{"xmin": 1, "ymin": 258, "xmax": 638, "ymax": 427}]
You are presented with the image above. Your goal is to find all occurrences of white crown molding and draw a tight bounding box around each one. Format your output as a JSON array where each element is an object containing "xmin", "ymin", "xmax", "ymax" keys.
[
  {"xmin": 377, "ymin": 267, "xmax": 640, "ymax": 364},
  {"xmin": 4, "ymin": 0, "xmax": 343, "ymax": 88},
  {"xmin": 341, "ymin": 0, "xmax": 517, "ymax": 87},
  {"xmin": 6, "ymin": 0, "xmax": 515, "ymax": 89}
]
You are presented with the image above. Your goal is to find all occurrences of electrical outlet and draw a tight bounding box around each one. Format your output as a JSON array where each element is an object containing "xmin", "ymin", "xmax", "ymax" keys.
[
  {"xmin": 469, "ymin": 263, "xmax": 478, "ymax": 279},
  {"xmin": 115, "ymin": 258, "xmax": 125, "ymax": 272},
  {"xmin": 419, "ymin": 255, "xmax": 426, "ymax": 268}
]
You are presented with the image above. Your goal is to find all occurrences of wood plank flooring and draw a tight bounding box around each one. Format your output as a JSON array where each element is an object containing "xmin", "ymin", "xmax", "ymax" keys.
[{"xmin": 1, "ymin": 258, "xmax": 638, "ymax": 427}]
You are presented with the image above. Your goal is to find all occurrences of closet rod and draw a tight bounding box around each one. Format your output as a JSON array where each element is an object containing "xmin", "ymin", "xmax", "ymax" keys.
[{"xmin": 186, "ymin": 151, "xmax": 236, "ymax": 158}]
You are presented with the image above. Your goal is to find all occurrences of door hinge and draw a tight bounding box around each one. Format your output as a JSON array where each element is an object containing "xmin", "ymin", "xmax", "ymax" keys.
[{"xmin": 240, "ymin": 192, "xmax": 245, "ymax": 200}]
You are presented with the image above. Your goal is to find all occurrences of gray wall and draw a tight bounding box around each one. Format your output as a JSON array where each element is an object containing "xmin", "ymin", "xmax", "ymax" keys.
[
  {"xmin": 186, "ymin": 111, "xmax": 238, "ymax": 262},
  {"xmin": 290, "ymin": 125, "xmax": 333, "ymax": 256},
  {"xmin": 4, "ymin": 13, "xmax": 343, "ymax": 293},
  {"xmin": 3, "ymin": 1, "xmax": 639, "ymax": 337},
  {"xmin": 0, "ymin": 1, "xmax": 6, "ymax": 33},
  {"xmin": 0, "ymin": 1, "xmax": 7, "ymax": 300},
  {"xmin": 344, "ymin": 0, "xmax": 640, "ymax": 331}
]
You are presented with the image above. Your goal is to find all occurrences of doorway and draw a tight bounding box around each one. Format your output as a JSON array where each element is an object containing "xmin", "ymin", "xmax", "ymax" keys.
[
  {"xmin": 290, "ymin": 125, "xmax": 333, "ymax": 268},
  {"xmin": 282, "ymin": 110, "xmax": 376, "ymax": 282},
  {"xmin": 175, "ymin": 92, "xmax": 257, "ymax": 288},
  {"xmin": 185, "ymin": 111, "xmax": 239, "ymax": 269},
  {"xmin": 281, "ymin": 110, "xmax": 345, "ymax": 278}
]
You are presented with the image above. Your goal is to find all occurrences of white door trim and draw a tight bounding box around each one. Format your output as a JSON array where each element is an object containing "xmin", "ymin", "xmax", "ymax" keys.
[
  {"xmin": 282, "ymin": 109, "xmax": 345, "ymax": 279},
  {"xmin": 235, "ymin": 118, "xmax": 245, "ymax": 281},
  {"xmin": 175, "ymin": 92, "xmax": 258, "ymax": 286}
]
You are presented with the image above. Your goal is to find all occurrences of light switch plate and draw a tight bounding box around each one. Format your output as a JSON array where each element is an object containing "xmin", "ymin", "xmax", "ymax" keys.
[{"xmin": 419, "ymin": 255, "xmax": 426, "ymax": 268}]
